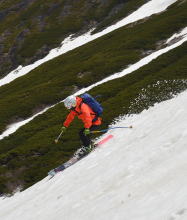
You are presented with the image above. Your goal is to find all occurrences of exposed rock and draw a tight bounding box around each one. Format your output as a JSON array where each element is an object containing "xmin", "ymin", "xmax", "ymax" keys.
[{"xmin": 77, "ymin": 71, "xmax": 92, "ymax": 78}]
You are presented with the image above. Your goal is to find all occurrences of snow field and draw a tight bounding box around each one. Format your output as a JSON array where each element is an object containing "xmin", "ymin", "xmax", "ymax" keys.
[{"xmin": 0, "ymin": 90, "xmax": 187, "ymax": 220}]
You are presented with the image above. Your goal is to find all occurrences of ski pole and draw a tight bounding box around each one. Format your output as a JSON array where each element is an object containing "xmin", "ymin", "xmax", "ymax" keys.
[
  {"xmin": 91, "ymin": 126, "xmax": 133, "ymax": 134},
  {"xmin": 54, "ymin": 130, "xmax": 64, "ymax": 143}
]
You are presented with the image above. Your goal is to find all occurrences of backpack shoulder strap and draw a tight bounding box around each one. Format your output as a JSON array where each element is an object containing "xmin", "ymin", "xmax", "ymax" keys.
[{"xmin": 71, "ymin": 102, "xmax": 83, "ymax": 115}]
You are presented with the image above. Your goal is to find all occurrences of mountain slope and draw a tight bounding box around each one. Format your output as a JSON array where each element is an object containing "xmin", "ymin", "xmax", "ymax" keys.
[
  {"xmin": 0, "ymin": 29, "xmax": 186, "ymax": 194},
  {"xmin": 0, "ymin": 0, "xmax": 186, "ymax": 133},
  {"xmin": 0, "ymin": 0, "xmax": 179, "ymax": 87},
  {"xmin": 0, "ymin": 0, "xmax": 187, "ymax": 194},
  {"xmin": 0, "ymin": 0, "xmax": 146, "ymax": 77},
  {"xmin": 0, "ymin": 89, "xmax": 187, "ymax": 220},
  {"xmin": 1, "ymin": 26, "xmax": 187, "ymax": 140}
]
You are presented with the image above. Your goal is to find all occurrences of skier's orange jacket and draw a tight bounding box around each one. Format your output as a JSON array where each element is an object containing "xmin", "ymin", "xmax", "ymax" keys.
[{"xmin": 63, "ymin": 97, "xmax": 102, "ymax": 129}]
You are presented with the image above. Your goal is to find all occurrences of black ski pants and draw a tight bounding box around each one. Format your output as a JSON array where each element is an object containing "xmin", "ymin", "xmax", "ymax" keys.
[{"xmin": 79, "ymin": 125, "xmax": 99, "ymax": 147}]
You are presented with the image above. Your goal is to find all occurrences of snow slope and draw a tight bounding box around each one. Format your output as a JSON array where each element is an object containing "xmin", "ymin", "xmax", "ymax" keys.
[
  {"xmin": 0, "ymin": 89, "xmax": 187, "ymax": 220},
  {"xmin": 0, "ymin": 0, "xmax": 178, "ymax": 87},
  {"xmin": 1, "ymin": 26, "xmax": 186, "ymax": 140}
]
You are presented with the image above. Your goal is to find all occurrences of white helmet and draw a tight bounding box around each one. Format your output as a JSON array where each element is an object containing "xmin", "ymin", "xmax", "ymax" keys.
[{"xmin": 64, "ymin": 95, "xmax": 76, "ymax": 109}]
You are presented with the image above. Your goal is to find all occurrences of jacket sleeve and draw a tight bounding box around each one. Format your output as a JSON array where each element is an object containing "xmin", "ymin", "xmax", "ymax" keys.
[
  {"xmin": 63, "ymin": 111, "xmax": 76, "ymax": 127},
  {"xmin": 81, "ymin": 104, "xmax": 93, "ymax": 128}
]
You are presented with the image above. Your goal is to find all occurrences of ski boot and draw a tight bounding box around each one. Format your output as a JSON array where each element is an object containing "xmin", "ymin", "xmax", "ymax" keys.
[{"xmin": 74, "ymin": 144, "xmax": 95, "ymax": 159}]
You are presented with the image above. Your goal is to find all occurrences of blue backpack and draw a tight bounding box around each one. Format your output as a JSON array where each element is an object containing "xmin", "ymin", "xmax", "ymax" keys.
[{"xmin": 80, "ymin": 93, "xmax": 103, "ymax": 116}]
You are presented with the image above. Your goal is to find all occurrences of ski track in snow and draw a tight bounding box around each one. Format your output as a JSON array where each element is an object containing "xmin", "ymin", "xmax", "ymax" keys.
[
  {"xmin": 0, "ymin": 89, "xmax": 187, "ymax": 220},
  {"xmin": 0, "ymin": 0, "xmax": 178, "ymax": 87},
  {"xmin": 0, "ymin": 26, "xmax": 186, "ymax": 140}
]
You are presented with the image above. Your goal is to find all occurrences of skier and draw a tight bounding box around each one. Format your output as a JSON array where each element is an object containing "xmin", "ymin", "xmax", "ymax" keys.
[{"xmin": 61, "ymin": 95, "xmax": 102, "ymax": 157}]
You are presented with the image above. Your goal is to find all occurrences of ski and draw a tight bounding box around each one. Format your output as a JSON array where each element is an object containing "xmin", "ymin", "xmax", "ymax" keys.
[
  {"xmin": 96, "ymin": 134, "xmax": 113, "ymax": 146},
  {"xmin": 47, "ymin": 134, "xmax": 114, "ymax": 179}
]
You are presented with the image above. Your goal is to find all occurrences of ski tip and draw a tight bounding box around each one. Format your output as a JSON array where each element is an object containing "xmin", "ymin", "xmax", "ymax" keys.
[
  {"xmin": 48, "ymin": 170, "xmax": 56, "ymax": 178},
  {"xmin": 97, "ymin": 134, "xmax": 114, "ymax": 146}
]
